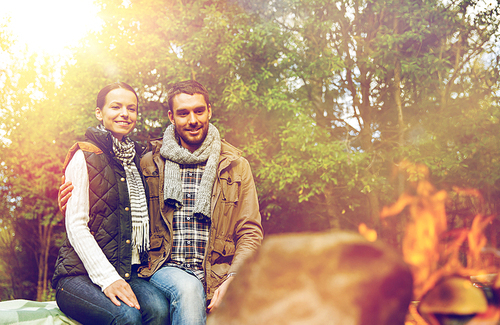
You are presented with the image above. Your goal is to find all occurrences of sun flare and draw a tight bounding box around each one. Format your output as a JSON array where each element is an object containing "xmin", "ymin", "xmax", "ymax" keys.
[{"xmin": 1, "ymin": 0, "xmax": 102, "ymax": 57}]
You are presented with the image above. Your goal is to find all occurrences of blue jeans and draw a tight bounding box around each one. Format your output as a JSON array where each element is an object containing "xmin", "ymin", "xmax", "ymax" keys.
[
  {"xmin": 56, "ymin": 270, "xmax": 169, "ymax": 325},
  {"xmin": 149, "ymin": 266, "xmax": 206, "ymax": 325}
]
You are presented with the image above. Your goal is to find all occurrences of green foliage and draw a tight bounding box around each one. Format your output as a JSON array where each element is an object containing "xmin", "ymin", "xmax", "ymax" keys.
[
  {"xmin": 0, "ymin": 25, "xmax": 73, "ymax": 299},
  {"xmin": 1, "ymin": 0, "xmax": 500, "ymax": 300},
  {"xmin": 53, "ymin": 0, "xmax": 500, "ymax": 235}
]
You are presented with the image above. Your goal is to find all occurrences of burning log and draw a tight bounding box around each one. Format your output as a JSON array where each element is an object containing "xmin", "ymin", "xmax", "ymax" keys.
[{"xmin": 418, "ymin": 276, "xmax": 488, "ymax": 324}]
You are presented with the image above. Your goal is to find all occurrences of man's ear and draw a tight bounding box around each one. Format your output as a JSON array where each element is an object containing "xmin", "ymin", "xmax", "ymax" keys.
[
  {"xmin": 168, "ymin": 109, "xmax": 175, "ymax": 124},
  {"xmin": 95, "ymin": 107, "xmax": 103, "ymax": 121},
  {"xmin": 208, "ymin": 104, "xmax": 212, "ymax": 120}
]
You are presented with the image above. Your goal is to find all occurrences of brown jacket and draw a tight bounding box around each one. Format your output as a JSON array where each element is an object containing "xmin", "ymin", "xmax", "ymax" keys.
[{"xmin": 138, "ymin": 138, "xmax": 264, "ymax": 300}]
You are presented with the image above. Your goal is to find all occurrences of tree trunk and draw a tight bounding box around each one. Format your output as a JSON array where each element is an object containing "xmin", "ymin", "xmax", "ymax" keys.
[
  {"xmin": 36, "ymin": 222, "xmax": 45, "ymax": 301},
  {"xmin": 323, "ymin": 186, "xmax": 341, "ymax": 229},
  {"xmin": 36, "ymin": 220, "xmax": 53, "ymax": 301}
]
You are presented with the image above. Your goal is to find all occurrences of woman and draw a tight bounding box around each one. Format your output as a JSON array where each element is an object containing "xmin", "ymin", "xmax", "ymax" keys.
[{"xmin": 52, "ymin": 82, "xmax": 169, "ymax": 325}]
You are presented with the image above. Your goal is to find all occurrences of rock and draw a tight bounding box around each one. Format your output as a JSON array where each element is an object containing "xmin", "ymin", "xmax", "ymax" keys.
[{"xmin": 208, "ymin": 230, "xmax": 413, "ymax": 325}]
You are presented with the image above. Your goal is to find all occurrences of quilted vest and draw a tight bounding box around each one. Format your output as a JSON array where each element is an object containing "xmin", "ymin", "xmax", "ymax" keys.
[{"xmin": 52, "ymin": 127, "xmax": 144, "ymax": 288}]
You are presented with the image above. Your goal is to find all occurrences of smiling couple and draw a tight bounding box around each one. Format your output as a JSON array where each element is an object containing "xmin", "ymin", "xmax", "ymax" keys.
[{"xmin": 52, "ymin": 80, "xmax": 264, "ymax": 325}]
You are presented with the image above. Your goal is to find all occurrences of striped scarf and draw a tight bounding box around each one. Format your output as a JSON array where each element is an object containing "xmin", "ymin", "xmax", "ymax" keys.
[{"xmin": 99, "ymin": 125, "xmax": 150, "ymax": 254}]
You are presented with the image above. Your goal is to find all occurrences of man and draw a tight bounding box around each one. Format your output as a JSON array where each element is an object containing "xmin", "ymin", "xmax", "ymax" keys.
[{"xmin": 59, "ymin": 80, "xmax": 264, "ymax": 324}]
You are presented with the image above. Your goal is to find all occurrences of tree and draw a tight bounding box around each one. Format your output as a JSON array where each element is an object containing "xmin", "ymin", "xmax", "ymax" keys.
[
  {"xmin": 239, "ymin": 0, "xmax": 500, "ymax": 238},
  {"xmin": 0, "ymin": 25, "xmax": 73, "ymax": 299},
  {"xmin": 57, "ymin": 0, "xmax": 500, "ymax": 239}
]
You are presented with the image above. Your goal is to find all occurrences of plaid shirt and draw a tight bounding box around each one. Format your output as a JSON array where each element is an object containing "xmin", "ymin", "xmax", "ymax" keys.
[{"xmin": 167, "ymin": 163, "xmax": 210, "ymax": 281}]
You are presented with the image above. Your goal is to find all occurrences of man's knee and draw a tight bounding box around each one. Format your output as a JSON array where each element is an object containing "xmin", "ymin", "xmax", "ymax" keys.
[
  {"xmin": 178, "ymin": 277, "xmax": 204, "ymax": 296},
  {"xmin": 171, "ymin": 280, "xmax": 205, "ymax": 309}
]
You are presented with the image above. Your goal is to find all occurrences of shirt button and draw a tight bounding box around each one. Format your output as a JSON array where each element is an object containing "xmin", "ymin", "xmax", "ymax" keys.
[
  {"xmin": 186, "ymin": 264, "xmax": 191, "ymax": 268},
  {"xmin": 126, "ymin": 240, "xmax": 131, "ymax": 244},
  {"xmin": 120, "ymin": 178, "xmax": 125, "ymax": 182},
  {"xmin": 187, "ymin": 217, "xmax": 190, "ymax": 221},
  {"xmin": 124, "ymin": 273, "xmax": 130, "ymax": 278},
  {"xmin": 187, "ymin": 240, "xmax": 191, "ymax": 245},
  {"xmin": 187, "ymin": 193, "xmax": 191, "ymax": 198},
  {"xmin": 125, "ymin": 207, "xmax": 130, "ymax": 211}
]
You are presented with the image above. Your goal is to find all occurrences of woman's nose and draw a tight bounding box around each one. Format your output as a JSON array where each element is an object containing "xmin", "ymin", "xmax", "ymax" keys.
[{"xmin": 120, "ymin": 107, "xmax": 129, "ymax": 117}]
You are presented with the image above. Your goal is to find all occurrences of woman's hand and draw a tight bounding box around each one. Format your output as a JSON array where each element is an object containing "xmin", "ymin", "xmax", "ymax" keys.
[
  {"xmin": 58, "ymin": 175, "xmax": 74, "ymax": 215},
  {"xmin": 103, "ymin": 279, "xmax": 141, "ymax": 310}
]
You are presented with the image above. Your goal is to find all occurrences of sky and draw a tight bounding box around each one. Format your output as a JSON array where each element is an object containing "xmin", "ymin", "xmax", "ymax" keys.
[{"xmin": 1, "ymin": 0, "xmax": 103, "ymax": 57}]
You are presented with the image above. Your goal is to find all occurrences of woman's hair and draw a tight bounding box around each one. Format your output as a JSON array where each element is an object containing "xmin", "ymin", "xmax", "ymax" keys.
[{"xmin": 96, "ymin": 82, "xmax": 139, "ymax": 110}]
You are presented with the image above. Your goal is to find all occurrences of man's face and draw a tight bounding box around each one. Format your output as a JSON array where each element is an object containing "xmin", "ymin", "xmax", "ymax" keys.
[{"xmin": 168, "ymin": 93, "xmax": 212, "ymax": 152}]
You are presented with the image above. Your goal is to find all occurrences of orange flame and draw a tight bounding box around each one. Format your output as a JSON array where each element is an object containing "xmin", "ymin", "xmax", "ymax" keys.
[
  {"xmin": 382, "ymin": 162, "xmax": 496, "ymax": 301},
  {"xmin": 358, "ymin": 223, "xmax": 377, "ymax": 242}
]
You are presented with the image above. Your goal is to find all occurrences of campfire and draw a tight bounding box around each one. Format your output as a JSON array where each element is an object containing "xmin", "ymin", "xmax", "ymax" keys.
[{"xmin": 377, "ymin": 162, "xmax": 500, "ymax": 325}]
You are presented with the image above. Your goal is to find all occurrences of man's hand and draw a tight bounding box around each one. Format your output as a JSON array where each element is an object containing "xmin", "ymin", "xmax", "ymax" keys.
[
  {"xmin": 103, "ymin": 279, "xmax": 141, "ymax": 310},
  {"xmin": 207, "ymin": 275, "xmax": 234, "ymax": 312},
  {"xmin": 58, "ymin": 175, "xmax": 73, "ymax": 215}
]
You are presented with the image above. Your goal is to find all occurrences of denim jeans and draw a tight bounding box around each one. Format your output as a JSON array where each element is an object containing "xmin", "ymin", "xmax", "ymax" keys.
[
  {"xmin": 149, "ymin": 266, "xmax": 206, "ymax": 325},
  {"xmin": 56, "ymin": 269, "xmax": 169, "ymax": 325}
]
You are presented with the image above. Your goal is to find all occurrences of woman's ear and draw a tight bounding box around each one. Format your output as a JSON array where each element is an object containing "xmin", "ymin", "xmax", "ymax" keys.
[{"xmin": 95, "ymin": 107, "xmax": 103, "ymax": 121}]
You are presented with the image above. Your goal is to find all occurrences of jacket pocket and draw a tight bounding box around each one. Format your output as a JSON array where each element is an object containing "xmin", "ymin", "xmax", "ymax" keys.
[
  {"xmin": 150, "ymin": 236, "xmax": 163, "ymax": 250},
  {"xmin": 211, "ymin": 237, "xmax": 236, "ymax": 264},
  {"xmin": 142, "ymin": 165, "xmax": 159, "ymax": 198},
  {"xmin": 148, "ymin": 236, "xmax": 164, "ymax": 260},
  {"xmin": 210, "ymin": 238, "xmax": 236, "ymax": 284},
  {"xmin": 142, "ymin": 165, "xmax": 160, "ymax": 220},
  {"xmin": 218, "ymin": 173, "xmax": 241, "ymax": 221},
  {"xmin": 219, "ymin": 173, "xmax": 241, "ymax": 204}
]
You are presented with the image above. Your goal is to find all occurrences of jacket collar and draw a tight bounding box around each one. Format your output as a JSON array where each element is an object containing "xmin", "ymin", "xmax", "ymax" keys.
[
  {"xmin": 85, "ymin": 126, "xmax": 143, "ymax": 157},
  {"xmin": 85, "ymin": 126, "xmax": 114, "ymax": 155},
  {"xmin": 218, "ymin": 140, "xmax": 241, "ymax": 172}
]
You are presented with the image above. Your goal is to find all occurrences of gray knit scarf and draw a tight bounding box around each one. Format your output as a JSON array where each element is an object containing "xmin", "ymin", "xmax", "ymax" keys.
[
  {"xmin": 97, "ymin": 125, "xmax": 150, "ymax": 254},
  {"xmin": 160, "ymin": 123, "xmax": 221, "ymax": 220}
]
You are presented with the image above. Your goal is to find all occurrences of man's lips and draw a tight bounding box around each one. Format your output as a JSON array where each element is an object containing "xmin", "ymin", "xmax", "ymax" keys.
[{"xmin": 186, "ymin": 127, "xmax": 201, "ymax": 135}]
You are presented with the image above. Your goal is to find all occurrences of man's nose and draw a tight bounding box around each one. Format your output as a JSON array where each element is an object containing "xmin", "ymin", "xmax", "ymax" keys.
[{"xmin": 187, "ymin": 112, "xmax": 197, "ymax": 124}]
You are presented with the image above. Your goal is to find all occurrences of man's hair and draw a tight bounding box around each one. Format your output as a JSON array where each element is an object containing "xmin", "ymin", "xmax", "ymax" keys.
[
  {"xmin": 96, "ymin": 82, "xmax": 139, "ymax": 110},
  {"xmin": 167, "ymin": 80, "xmax": 210, "ymax": 112}
]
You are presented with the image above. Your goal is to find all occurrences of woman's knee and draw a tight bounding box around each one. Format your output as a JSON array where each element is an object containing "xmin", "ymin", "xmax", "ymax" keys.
[
  {"xmin": 140, "ymin": 295, "xmax": 169, "ymax": 324},
  {"xmin": 141, "ymin": 303, "xmax": 169, "ymax": 325},
  {"xmin": 114, "ymin": 306, "xmax": 142, "ymax": 325}
]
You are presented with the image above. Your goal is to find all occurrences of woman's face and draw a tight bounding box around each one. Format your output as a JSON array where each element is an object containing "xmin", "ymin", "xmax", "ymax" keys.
[{"xmin": 95, "ymin": 88, "xmax": 138, "ymax": 141}]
